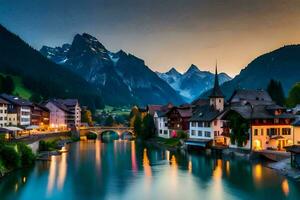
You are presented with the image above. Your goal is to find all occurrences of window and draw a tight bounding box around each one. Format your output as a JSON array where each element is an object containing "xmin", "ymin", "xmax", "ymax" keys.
[
  {"xmin": 191, "ymin": 122, "xmax": 197, "ymax": 127},
  {"xmin": 282, "ymin": 128, "xmax": 291, "ymax": 135},
  {"xmin": 197, "ymin": 131, "xmax": 202, "ymax": 137},
  {"xmin": 205, "ymin": 131, "xmax": 211, "ymax": 137},
  {"xmin": 203, "ymin": 122, "xmax": 210, "ymax": 127},
  {"xmin": 254, "ymin": 129, "xmax": 258, "ymax": 136},
  {"xmin": 214, "ymin": 131, "xmax": 218, "ymax": 136},
  {"xmin": 191, "ymin": 130, "xmax": 196, "ymax": 136},
  {"xmin": 267, "ymin": 128, "xmax": 278, "ymax": 136},
  {"xmin": 261, "ymin": 129, "xmax": 264, "ymax": 136},
  {"xmin": 164, "ymin": 130, "xmax": 168, "ymax": 135},
  {"xmin": 214, "ymin": 120, "xmax": 217, "ymax": 126},
  {"xmin": 160, "ymin": 130, "xmax": 162, "ymax": 134},
  {"xmin": 198, "ymin": 122, "xmax": 203, "ymax": 127}
]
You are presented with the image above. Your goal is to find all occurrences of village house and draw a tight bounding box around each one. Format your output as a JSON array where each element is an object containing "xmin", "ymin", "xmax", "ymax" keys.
[
  {"xmin": 188, "ymin": 67, "xmax": 228, "ymax": 148},
  {"xmin": 0, "ymin": 94, "xmax": 32, "ymax": 127},
  {"xmin": 44, "ymin": 99, "xmax": 81, "ymax": 130},
  {"xmin": 0, "ymin": 97, "xmax": 8, "ymax": 127},
  {"xmin": 55, "ymin": 99, "xmax": 81, "ymax": 128},
  {"xmin": 148, "ymin": 103, "xmax": 173, "ymax": 138},
  {"xmin": 165, "ymin": 104, "xmax": 193, "ymax": 137},
  {"xmin": 222, "ymin": 89, "xmax": 295, "ymax": 151},
  {"xmin": 30, "ymin": 103, "xmax": 50, "ymax": 129}
]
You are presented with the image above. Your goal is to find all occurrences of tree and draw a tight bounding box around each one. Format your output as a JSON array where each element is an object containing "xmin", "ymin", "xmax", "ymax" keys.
[
  {"xmin": 266, "ymin": 79, "xmax": 285, "ymax": 106},
  {"xmin": 142, "ymin": 114, "xmax": 155, "ymax": 139},
  {"xmin": 81, "ymin": 109, "xmax": 93, "ymax": 126},
  {"xmin": 2, "ymin": 75, "xmax": 15, "ymax": 94},
  {"xmin": 0, "ymin": 74, "xmax": 5, "ymax": 93},
  {"xmin": 133, "ymin": 114, "xmax": 143, "ymax": 138},
  {"xmin": 30, "ymin": 93, "xmax": 42, "ymax": 103},
  {"xmin": 227, "ymin": 112, "xmax": 249, "ymax": 147},
  {"xmin": 105, "ymin": 115, "xmax": 114, "ymax": 126},
  {"xmin": 286, "ymin": 82, "xmax": 300, "ymax": 107}
]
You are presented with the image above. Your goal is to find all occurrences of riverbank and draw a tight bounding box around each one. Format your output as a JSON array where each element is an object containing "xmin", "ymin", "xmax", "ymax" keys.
[
  {"xmin": 0, "ymin": 132, "xmax": 77, "ymax": 178},
  {"xmin": 144, "ymin": 137, "xmax": 184, "ymax": 151},
  {"xmin": 0, "ymin": 141, "xmax": 35, "ymax": 178},
  {"xmin": 145, "ymin": 137, "xmax": 300, "ymax": 180}
]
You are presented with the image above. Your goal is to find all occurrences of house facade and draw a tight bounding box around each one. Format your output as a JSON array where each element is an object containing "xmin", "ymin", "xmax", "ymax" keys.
[
  {"xmin": 56, "ymin": 99, "xmax": 81, "ymax": 128},
  {"xmin": 30, "ymin": 103, "xmax": 50, "ymax": 128},
  {"xmin": 0, "ymin": 94, "xmax": 32, "ymax": 127},
  {"xmin": 0, "ymin": 98, "xmax": 8, "ymax": 127},
  {"xmin": 188, "ymin": 67, "xmax": 228, "ymax": 147},
  {"xmin": 166, "ymin": 105, "xmax": 193, "ymax": 134},
  {"xmin": 44, "ymin": 99, "xmax": 81, "ymax": 129},
  {"xmin": 223, "ymin": 90, "xmax": 295, "ymax": 151},
  {"xmin": 44, "ymin": 101, "xmax": 68, "ymax": 130}
]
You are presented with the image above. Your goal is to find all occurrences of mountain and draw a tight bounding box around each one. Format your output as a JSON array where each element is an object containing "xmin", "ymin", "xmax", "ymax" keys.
[
  {"xmin": 0, "ymin": 24, "xmax": 103, "ymax": 110},
  {"xmin": 40, "ymin": 33, "xmax": 184, "ymax": 106},
  {"xmin": 201, "ymin": 45, "xmax": 300, "ymax": 99},
  {"xmin": 156, "ymin": 64, "xmax": 231, "ymax": 102}
]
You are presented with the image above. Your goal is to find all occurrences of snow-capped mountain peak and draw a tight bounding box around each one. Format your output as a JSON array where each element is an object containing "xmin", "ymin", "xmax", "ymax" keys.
[{"xmin": 157, "ymin": 64, "xmax": 232, "ymax": 102}]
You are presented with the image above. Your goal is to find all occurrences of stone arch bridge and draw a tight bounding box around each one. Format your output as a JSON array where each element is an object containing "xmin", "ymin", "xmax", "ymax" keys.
[{"xmin": 79, "ymin": 126, "xmax": 135, "ymax": 138}]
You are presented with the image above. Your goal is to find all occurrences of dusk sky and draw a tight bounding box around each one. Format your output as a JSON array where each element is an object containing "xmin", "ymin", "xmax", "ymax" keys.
[{"xmin": 1, "ymin": 0, "xmax": 300, "ymax": 76}]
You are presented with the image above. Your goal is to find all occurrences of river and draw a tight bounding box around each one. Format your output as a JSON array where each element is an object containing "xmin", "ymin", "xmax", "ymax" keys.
[{"xmin": 0, "ymin": 139, "xmax": 300, "ymax": 200}]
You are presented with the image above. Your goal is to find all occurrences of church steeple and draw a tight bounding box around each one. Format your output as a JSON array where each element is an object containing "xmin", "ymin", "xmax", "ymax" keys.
[
  {"xmin": 209, "ymin": 62, "xmax": 224, "ymax": 98},
  {"xmin": 209, "ymin": 61, "xmax": 224, "ymax": 111}
]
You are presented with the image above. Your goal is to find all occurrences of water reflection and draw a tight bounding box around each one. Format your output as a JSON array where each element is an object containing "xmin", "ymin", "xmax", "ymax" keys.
[
  {"xmin": 282, "ymin": 179, "xmax": 289, "ymax": 196},
  {"xmin": 47, "ymin": 153, "xmax": 68, "ymax": 195},
  {"xmin": 1, "ymin": 140, "xmax": 300, "ymax": 200}
]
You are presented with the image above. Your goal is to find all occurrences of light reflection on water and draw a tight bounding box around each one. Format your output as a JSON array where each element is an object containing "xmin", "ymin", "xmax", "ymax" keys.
[{"xmin": 0, "ymin": 140, "xmax": 300, "ymax": 200}]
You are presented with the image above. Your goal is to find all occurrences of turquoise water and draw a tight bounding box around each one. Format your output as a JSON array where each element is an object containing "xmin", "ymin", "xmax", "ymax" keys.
[{"xmin": 0, "ymin": 140, "xmax": 299, "ymax": 200}]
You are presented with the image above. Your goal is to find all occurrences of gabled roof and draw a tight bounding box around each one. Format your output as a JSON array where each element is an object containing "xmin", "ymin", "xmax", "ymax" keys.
[
  {"xmin": 190, "ymin": 104, "xmax": 223, "ymax": 122},
  {"xmin": 147, "ymin": 105, "xmax": 163, "ymax": 115},
  {"xmin": 56, "ymin": 99, "xmax": 79, "ymax": 107},
  {"xmin": 229, "ymin": 89, "xmax": 273, "ymax": 105},
  {"xmin": 0, "ymin": 97, "xmax": 8, "ymax": 104},
  {"xmin": 224, "ymin": 103, "xmax": 295, "ymax": 120},
  {"xmin": 166, "ymin": 105, "xmax": 193, "ymax": 118},
  {"xmin": 44, "ymin": 99, "xmax": 73, "ymax": 114},
  {"xmin": 0, "ymin": 94, "xmax": 32, "ymax": 106}
]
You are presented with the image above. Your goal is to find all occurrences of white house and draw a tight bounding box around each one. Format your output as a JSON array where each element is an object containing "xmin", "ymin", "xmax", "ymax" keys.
[
  {"xmin": 188, "ymin": 66, "xmax": 228, "ymax": 147},
  {"xmin": 44, "ymin": 100, "xmax": 68, "ymax": 130},
  {"xmin": 156, "ymin": 111, "xmax": 170, "ymax": 138}
]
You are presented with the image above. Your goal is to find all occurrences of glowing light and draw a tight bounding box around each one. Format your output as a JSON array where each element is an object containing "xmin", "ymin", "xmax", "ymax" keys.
[
  {"xmin": 47, "ymin": 156, "xmax": 57, "ymax": 196},
  {"xmin": 282, "ymin": 179, "xmax": 289, "ymax": 196},
  {"xmin": 131, "ymin": 141, "xmax": 137, "ymax": 173},
  {"xmin": 57, "ymin": 153, "xmax": 67, "ymax": 190},
  {"xmin": 143, "ymin": 148, "xmax": 152, "ymax": 177},
  {"xmin": 253, "ymin": 140, "xmax": 262, "ymax": 151},
  {"xmin": 188, "ymin": 160, "xmax": 192, "ymax": 173},
  {"xmin": 225, "ymin": 161, "xmax": 230, "ymax": 176},
  {"xmin": 14, "ymin": 183, "xmax": 18, "ymax": 192},
  {"xmin": 213, "ymin": 159, "xmax": 223, "ymax": 180},
  {"xmin": 253, "ymin": 164, "xmax": 262, "ymax": 185},
  {"xmin": 95, "ymin": 140, "xmax": 101, "ymax": 168},
  {"xmin": 22, "ymin": 177, "xmax": 26, "ymax": 183}
]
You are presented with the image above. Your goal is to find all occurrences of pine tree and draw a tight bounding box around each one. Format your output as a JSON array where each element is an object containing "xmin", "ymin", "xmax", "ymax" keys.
[
  {"xmin": 142, "ymin": 114, "xmax": 155, "ymax": 139},
  {"xmin": 134, "ymin": 114, "xmax": 143, "ymax": 138},
  {"xmin": 286, "ymin": 83, "xmax": 300, "ymax": 108},
  {"xmin": 267, "ymin": 79, "xmax": 285, "ymax": 106},
  {"xmin": 0, "ymin": 74, "xmax": 5, "ymax": 93},
  {"xmin": 3, "ymin": 75, "xmax": 15, "ymax": 94}
]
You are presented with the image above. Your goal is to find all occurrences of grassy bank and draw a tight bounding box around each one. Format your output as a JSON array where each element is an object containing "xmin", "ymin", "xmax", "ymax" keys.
[
  {"xmin": 0, "ymin": 140, "xmax": 35, "ymax": 177},
  {"xmin": 0, "ymin": 73, "xmax": 32, "ymax": 99}
]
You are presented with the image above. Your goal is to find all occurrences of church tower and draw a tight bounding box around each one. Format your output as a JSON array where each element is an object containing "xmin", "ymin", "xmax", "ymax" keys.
[{"xmin": 209, "ymin": 63, "xmax": 224, "ymax": 111}]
